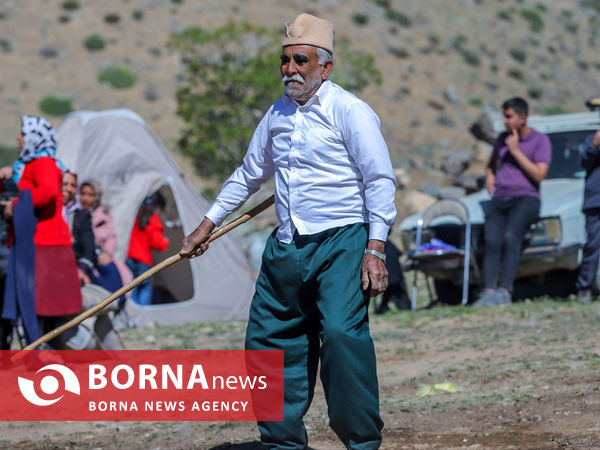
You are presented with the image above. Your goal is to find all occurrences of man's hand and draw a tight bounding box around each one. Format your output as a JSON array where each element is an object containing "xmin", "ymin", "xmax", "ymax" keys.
[
  {"xmin": 505, "ymin": 128, "xmax": 520, "ymax": 154},
  {"xmin": 77, "ymin": 269, "xmax": 90, "ymax": 286},
  {"xmin": 180, "ymin": 218, "xmax": 216, "ymax": 259},
  {"xmin": 361, "ymin": 239, "xmax": 388, "ymax": 297},
  {"xmin": 593, "ymin": 129, "xmax": 600, "ymax": 148},
  {"xmin": 485, "ymin": 170, "xmax": 495, "ymax": 195},
  {"xmin": 0, "ymin": 166, "xmax": 13, "ymax": 179},
  {"xmin": 0, "ymin": 200, "xmax": 13, "ymax": 219},
  {"xmin": 97, "ymin": 252, "xmax": 112, "ymax": 266}
]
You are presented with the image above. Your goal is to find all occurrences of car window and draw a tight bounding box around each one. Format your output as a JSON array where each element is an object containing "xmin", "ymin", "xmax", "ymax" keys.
[{"xmin": 546, "ymin": 130, "xmax": 594, "ymax": 179}]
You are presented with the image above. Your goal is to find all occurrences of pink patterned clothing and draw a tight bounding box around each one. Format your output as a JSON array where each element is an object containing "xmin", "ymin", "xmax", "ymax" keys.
[{"xmin": 91, "ymin": 207, "xmax": 133, "ymax": 292}]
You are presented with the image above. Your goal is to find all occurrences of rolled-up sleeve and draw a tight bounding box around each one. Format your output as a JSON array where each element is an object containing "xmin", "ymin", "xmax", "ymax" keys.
[
  {"xmin": 343, "ymin": 101, "xmax": 397, "ymax": 241},
  {"xmin": 205, "ymin": 110, "xmax": 275, "ymax": 226}
]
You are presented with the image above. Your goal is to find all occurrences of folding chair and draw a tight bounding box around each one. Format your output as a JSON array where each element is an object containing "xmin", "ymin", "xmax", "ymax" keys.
[{"xmin": 410, "ymin": 198, "xmax": 475, "ymax": 310}]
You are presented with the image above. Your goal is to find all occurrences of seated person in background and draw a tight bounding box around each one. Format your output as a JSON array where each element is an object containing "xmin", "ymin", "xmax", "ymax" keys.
[
  {"xmin": 474, "ymin": 97, "xmax": 551, "ymax": 307},
  {"xmin": 126, "ymin": 192, "xmax": 170, "ymax": 305},
  {"xmin": 62, "ymin": 170, "xmax": 96, "ymax": 285},
  {"xmin": 79, "ymin": 179, "xmax": 133, "ymax": 303},
  {"xmin": 576, "ymin": 127, "xmax": 600, "ymax": 304},
  {"xmin": 375, "ymin": 233, "xmax": 409, "ymax": 313}
]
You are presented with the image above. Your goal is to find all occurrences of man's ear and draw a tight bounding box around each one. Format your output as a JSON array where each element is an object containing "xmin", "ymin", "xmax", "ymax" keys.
[{"xmin": 321, "ymin": 60, "xmax": 334, "ymax": 80}]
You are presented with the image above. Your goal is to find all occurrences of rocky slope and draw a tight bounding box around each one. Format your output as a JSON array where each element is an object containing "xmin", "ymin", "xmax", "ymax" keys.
[{"xmin": 1, "ymin": 0, "xmax": 599, "ymax": 215}]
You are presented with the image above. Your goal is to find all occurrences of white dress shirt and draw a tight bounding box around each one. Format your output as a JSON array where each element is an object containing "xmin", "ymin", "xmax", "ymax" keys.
[{"xmin": 205, "ymin": 80, "xmax": 397, "ymax": 244}]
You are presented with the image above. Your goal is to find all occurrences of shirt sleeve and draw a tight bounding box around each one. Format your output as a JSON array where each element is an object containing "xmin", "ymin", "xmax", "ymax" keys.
[
  {"xmin": 533, "ymin": 133, "xmax": 552, "ymax": 165},
  {"xmin": 205, "ymin": 109, "xmax": 275, "ymax": 226},
  {"xmin": 342, "ymin": 101, "xmax": 397, "ymax": 241}
]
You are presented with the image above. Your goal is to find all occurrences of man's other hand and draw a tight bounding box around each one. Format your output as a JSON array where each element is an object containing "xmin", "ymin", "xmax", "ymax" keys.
[{"xmin": 361, "ymin": 239, "xmax": 388, "ymax": 297}]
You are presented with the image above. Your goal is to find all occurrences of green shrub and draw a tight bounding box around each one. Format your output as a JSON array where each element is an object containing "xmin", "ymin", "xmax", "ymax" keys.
[
  {"xmin": 427, "ymin": 33, "xmax": 440, "ymax": 46},
  {"xmin": 543, "ymin": 106, "xmax": 570, "ymax": 115},
  {"xmin": 61, "ymin": 0, "xmax": 79, "ymax": 11},
  {"xmin": 497, "ymin": 8, "xmax": 515, "ymax": 21},
  {"xmin": 104, "ymin": 13, "xmax": 120, "ymax": 24},
  {"xmin": 352, "ymin": 13, "xmax": 369, "ymax": 26},
  {"xmin": 98, "ymin": 66, "xmax": 136, "ymax": 89},
  {"xmin": 581, "ymin": 0, "xmax": 600, "ymax": 14},
  {"xmin": 469, "ymin": 97, "xmax": 483, "ymax": 107},
  {"xmin": 507, "ymin": 67, "xmax": 524, "ymax": 80},
  {"xmin": 385, "ymin": 9, "xmax": 411, "ymax": 27},
  {"xmin": 370, "ymin": 0, "xmax": 391, "ymax": 8},
  {"xmin": 451, "ymin": 34, "xmax": 468, "ymax": 50},
  {"xmin": 39, "ymin": 96, "xmax": 73, "ymax": 116},
  {"xmin": 0, "ymin": 39, "xmax": 12, "ymax": 53},
  {"xmin": 508, "ymin": 47, "xmax": 527, "ymax": 63},
  {"xmin": 535, "ymin": 3, "xmax": 547, "ymax": 12},
  {"xmin": 527, "ymin": 87, "xmax": 543, "ymax": 99},
  {"xmin": 520, "ymin": 9, "xmax": 544, "ymax": 32},
  {"xmin": 58, "ymin": 14, "xmax": 70, "ymax": 23},
  {"xmin": 460, "ymin": 49, "xmax": 480, "ymax": 66},
  {"xmin": 83, "ymin": 34, "xmax": 105, "ymax": 51},
  {"xmin": 132, "ymin": 10, "xmax": 144, "ymax": 21},
  {"xmin": 388, "ymin": 47, "xmax": 410, "ymax": 58}
]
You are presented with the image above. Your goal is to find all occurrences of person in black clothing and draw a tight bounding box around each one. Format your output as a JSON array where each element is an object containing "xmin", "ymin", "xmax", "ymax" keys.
[
  {"xmin": 375, "ymin": 236, "xmax": 410, "ymax": 314},
  {"xmin": 0, "ymin": 177, "xmax": 19, "ymax": 349},
  {"xmin": 62, "ymin": 171, "xmax": 96, "ymax": 284},
  {"xmin": 576, "ymin": 128, "xmax": 600, "ymax": 303}
]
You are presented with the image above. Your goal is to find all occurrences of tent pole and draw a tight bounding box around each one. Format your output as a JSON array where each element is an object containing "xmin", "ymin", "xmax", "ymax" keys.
[{"xmin": 12, "ymin": 194, "xmax": 275, "ymax": 357}]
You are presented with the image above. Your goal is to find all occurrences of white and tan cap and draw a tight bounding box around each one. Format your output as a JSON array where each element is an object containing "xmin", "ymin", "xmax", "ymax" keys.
[{"xmin": 282, "ymin": 13, "xmax": 334, "ymax": 54}]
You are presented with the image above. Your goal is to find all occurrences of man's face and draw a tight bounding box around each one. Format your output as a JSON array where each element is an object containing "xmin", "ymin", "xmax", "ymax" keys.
[
  {"xmin": 62, "ymin": 172, "xmax": 77, "ymax": 205},
  {"xmin": 280, "ymin": 45, "xmax": 332, "ymax": 105},
  {"xmin": 503, "ymin": 107, "xmax": 527, "ymax": 133}
]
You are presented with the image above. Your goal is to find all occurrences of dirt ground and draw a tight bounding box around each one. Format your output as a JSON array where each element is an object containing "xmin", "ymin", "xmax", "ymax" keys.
[{"xmin": 2, "ymin": 298, "xmax": 600, "ymax": 449}]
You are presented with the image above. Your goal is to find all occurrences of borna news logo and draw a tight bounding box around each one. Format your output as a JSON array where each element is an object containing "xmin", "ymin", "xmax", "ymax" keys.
[{"xmin": 18, "ymin": 364, "xmax": 81, "ymax": 406}]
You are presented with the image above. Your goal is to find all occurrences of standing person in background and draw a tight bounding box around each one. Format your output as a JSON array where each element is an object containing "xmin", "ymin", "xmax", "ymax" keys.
[
  {"xmin": 0, "ymin": 116, "xmax": 81, "ymax": 348},
  {"xmin": 79, "ymin": 179, "xmax": 133, "ymax": 304},
  {"xmin": 126, "ymin": 192, "xmax": 169, "ymax": 305},
  {"xmin": 576, "ymin": 128, "xmax": 600, "ymax": 304},
  {"xmin": 62, "ymin": 170, "xmax": 95, "ymax": 285},
  {"xmin": 0, "ymin": 176, "xmax": 18, "ymax": 349},
  {"xmin": 474, "ymin": 98, "xmax": 552, "ymax": 307},
  {"xmin": 180, "ymin": 13, "xmax": 396, "ymax": 449}
]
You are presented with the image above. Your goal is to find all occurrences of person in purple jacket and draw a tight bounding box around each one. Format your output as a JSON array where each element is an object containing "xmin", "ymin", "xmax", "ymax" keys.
[{"xmin": 474, "ymin": 97, "xmax": 552, "ymax": 307}]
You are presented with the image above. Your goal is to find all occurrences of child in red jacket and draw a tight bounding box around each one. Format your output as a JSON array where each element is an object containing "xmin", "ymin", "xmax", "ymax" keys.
[{"xmin": 126, "ymin": 192, "xmax": 170, "ymax": 305}]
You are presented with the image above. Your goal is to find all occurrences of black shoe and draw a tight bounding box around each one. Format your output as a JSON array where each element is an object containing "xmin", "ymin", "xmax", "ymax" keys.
[{"xmin": 374, "ymin": 305, "xmax": 390, "ymax": 315}]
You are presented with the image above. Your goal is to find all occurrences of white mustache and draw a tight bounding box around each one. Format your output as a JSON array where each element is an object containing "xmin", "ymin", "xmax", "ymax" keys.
[{"xmin": 282, "ymin": 74, "xmax": 305, "ymax": 84}]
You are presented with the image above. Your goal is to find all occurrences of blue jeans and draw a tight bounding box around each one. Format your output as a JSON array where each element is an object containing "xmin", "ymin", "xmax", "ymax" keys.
[{"xmin": 125, "ymin": 259, "xmax": 152, "ymax": 305}]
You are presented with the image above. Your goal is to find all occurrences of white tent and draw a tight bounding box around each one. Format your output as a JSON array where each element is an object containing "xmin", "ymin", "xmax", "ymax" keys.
[{"xmin": 56, "ymin": 109, "xmax": 256, "ymax": 326}]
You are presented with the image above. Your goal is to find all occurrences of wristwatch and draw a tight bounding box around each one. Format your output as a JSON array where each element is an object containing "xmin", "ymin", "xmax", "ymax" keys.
[{"xmin": 364, "ymin": 248, "xmax": 386, "ymax": 262}]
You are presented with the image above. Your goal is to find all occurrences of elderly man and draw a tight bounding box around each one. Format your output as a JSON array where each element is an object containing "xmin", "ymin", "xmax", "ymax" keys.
[{"xmin": 180, "ymin": 13, "xmax": 396, "ymax": 449}]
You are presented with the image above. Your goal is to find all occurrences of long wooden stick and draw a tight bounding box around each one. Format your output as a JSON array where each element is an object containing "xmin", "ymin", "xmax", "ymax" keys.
[{"xmin": 16, "ymin": 194, "xmax": 275, "ymax": 355}]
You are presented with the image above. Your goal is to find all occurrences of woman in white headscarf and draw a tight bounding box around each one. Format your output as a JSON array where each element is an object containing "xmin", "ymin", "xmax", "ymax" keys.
[{"xmin": 0, "ymin": 115, "xmax": 82, "ymax": 348}]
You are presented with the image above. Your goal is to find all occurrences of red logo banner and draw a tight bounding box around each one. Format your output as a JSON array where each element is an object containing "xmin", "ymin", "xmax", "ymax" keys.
[{"xmin": 0, "ymin": 350, "xmax": 284, "ymax": 421}]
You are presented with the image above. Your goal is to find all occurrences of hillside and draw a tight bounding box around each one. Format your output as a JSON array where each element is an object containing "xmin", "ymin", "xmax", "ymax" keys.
[{"xmin": 1, "ymin": 0, "xmax": 599, "ymax": 201}]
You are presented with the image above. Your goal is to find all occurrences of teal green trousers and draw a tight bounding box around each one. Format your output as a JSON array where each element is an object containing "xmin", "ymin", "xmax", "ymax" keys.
[{"xmin": 245, "ymin": 223, "xmax": 383, "ymax": 449}]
